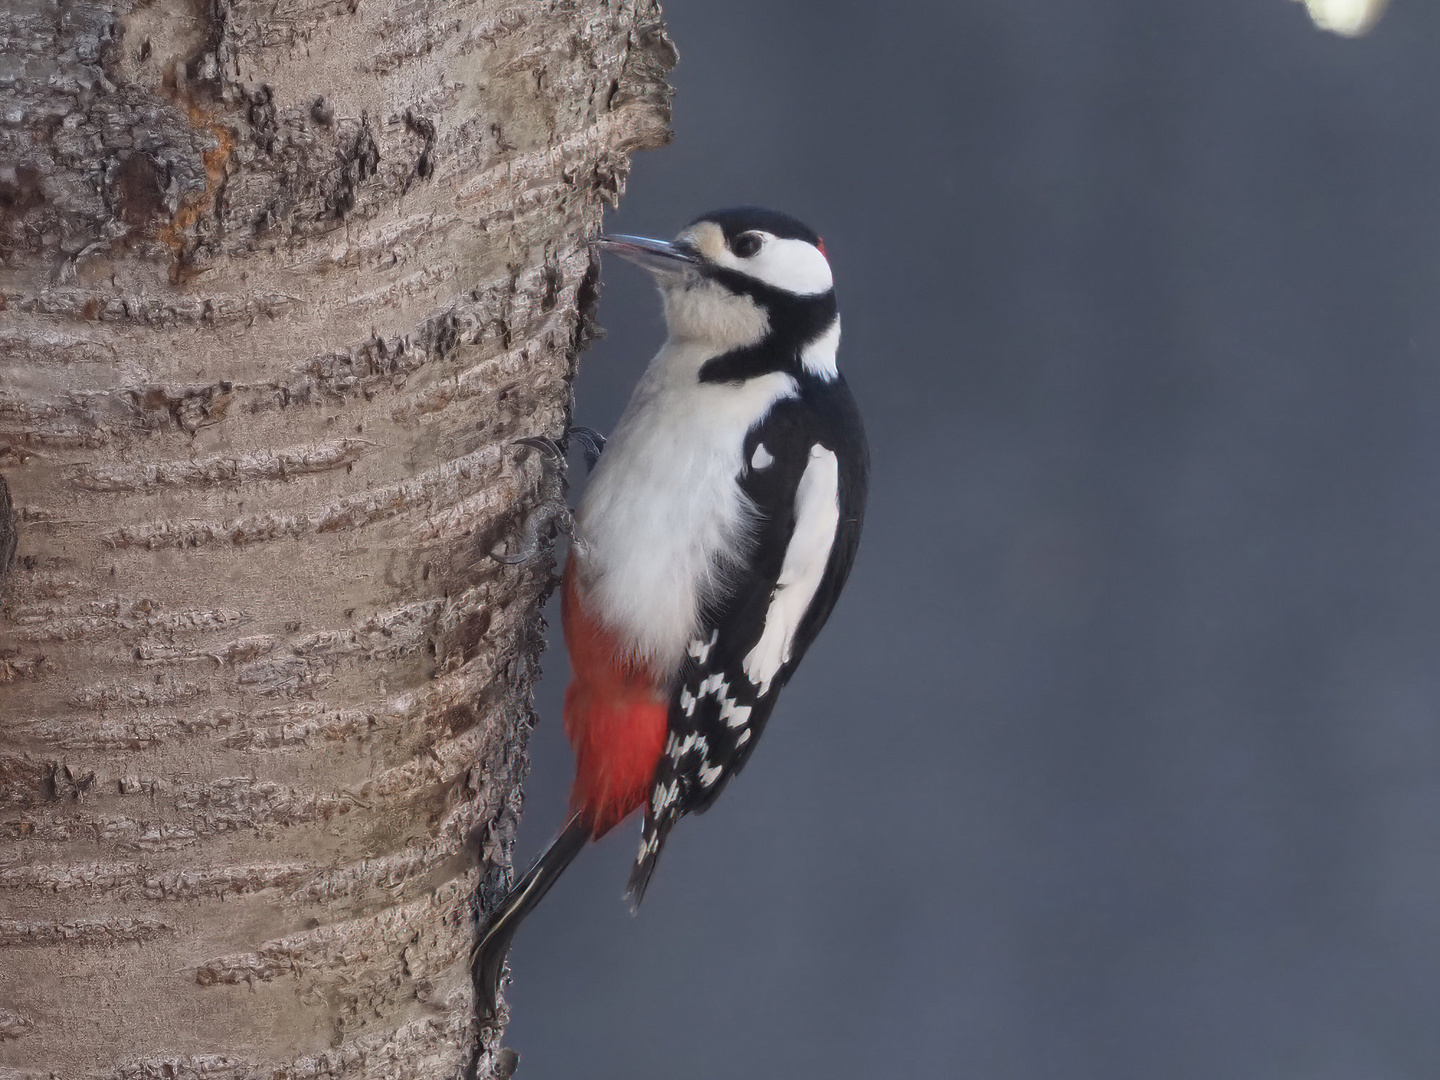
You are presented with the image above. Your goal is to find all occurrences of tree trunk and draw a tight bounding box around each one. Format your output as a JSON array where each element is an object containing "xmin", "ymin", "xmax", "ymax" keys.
[{"xmin": 0, "ymin": 1, "xmax": 674, "ymax": 1076}]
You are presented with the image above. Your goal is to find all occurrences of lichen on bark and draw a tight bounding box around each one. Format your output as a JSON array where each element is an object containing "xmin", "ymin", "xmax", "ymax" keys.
[{"xmin": 0, "ymin": 1, "xmax": 675, "ymax": 1076}]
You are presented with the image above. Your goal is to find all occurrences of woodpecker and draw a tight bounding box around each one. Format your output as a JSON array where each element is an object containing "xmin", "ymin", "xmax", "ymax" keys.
[{"xmin": 474, "ymin": 208, "xmax": 868, "ymax": 1017}]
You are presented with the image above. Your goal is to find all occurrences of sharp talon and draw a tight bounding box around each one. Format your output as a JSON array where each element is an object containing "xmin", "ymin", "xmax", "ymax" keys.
[
  {"xmin": 489, "ymin": 506, "xmax": 573, "ymax": 565},
  {"xmin": 515, "ymin": 435, "xmax": 563, "ymax": 460},
  {"xmin": 491, "ymin": 541, "xmax": 543, "ymax": 565},
  {"xmin": 567, "ymin": 426, "xmax": 607, "ymax": 473},
  {"xmin": 567, "ymin": 426, "xmax": 606, "ymax": 451}
]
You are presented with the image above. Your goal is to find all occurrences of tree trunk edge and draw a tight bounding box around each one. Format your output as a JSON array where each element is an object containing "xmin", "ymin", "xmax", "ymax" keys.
[{"xmin": 0, "ymin": 0, "xmax": 678, "ymax": 1074}]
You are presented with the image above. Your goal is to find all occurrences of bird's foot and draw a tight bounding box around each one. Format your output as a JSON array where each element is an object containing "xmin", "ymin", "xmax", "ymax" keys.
[
  {"xmin": 567, "ymin": 426, "xmax": 607, "ymax": 473},
  {"xmin": 490, "ymin": 504, "xmax": 574, "ymax": 564},
  {"xmin": 490, "ymin": 436, "xmax": 575, "ymax": 565}
]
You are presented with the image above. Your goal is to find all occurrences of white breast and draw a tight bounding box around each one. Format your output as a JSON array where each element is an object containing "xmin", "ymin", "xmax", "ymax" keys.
[{"xmin": 574, "ymin": 338, "xmax": 798, "ymax": 675}]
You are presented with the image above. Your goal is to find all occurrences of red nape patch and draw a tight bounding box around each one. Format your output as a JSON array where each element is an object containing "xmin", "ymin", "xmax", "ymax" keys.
[
  {"xmin": 561, "ymin": 570, "xmax": 668, "ymax": 839},
  {"xmin": 816, "ymin": 236, "xmax": 827, "ymax": 257}
]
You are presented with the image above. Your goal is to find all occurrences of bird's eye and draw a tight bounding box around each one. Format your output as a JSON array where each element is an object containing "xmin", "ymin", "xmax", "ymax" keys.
[{"xmin": 732, "ymin": 232, "xmax": 763, "ymax": 258}]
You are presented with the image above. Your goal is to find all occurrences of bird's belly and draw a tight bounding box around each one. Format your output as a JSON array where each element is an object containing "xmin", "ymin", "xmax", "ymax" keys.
[
  {"xmin": 575, "ymin": 426, "xmax": 747, "ymax": 675},
  {"xmin": 572, "ymin": 367, "xmax": 797, "ymax": 675}
]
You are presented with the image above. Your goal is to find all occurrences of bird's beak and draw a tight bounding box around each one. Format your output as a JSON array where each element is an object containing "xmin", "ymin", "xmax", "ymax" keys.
[{"xmin": 594, "ymin": 234, "xmax": 699, "ymax": 275}]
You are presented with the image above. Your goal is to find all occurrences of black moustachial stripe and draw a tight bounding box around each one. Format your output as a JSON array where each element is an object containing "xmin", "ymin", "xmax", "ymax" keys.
[
  {"xmin": 697, "ymin": 285, "xmax": 837, "ymax": 385},
  {"xmin": 693, "ymin": 206, "xmax": 837, "ymax": 386}
]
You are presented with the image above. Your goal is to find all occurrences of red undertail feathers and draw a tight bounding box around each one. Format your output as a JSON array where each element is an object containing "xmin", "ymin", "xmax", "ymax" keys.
[{"xmin": 562, "ymin": 568, "xmax": 668, "ymax": 839}]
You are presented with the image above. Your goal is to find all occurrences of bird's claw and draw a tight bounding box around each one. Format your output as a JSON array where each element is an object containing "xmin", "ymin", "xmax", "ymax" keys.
[
  {"xmin": 489, "ymin": 504, "xmax": 575, "ymax": 565},
  {"xmin": 493, "ymin": 429, "xmax": 593, "ymax": 562},
  {"xmin": 567, "ymin": 426, "xmax": 607, "ymax": 473},
  {"xmin": 491, "ymin": 541, "xmax": 543, "ymax": 566},
  {"xmin": 514, "ymin": 435, "xmax": 564, "ymax": 460}
]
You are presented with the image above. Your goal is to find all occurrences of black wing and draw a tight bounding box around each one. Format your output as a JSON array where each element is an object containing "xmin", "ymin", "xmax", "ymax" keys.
[{"xmin": 627, "ymin": 376, "xmax": 868, "ymax": 905}]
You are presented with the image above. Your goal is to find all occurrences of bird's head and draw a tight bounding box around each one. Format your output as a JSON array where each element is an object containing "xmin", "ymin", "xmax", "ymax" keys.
[{"xmin": 596, "ymin": 207, "xmax": 839, "ymax": 379}]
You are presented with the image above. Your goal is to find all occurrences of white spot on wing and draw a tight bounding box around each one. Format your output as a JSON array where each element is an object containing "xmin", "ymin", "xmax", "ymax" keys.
[
  {"xmin": 743, "ymin": 444, "xmax": 841, "ymax": 696},
  {"xmin": 751, "ymin": 443, "xmax": 774, "ymax": 470},
  {"xmin": 675, "ymin": 733, "xmax": 696, "ymax": 759},
  {"xmin": 699, "ymin": 763, "xmax": 723, "ymax": 787},
  {"xmin": 687, "ymin": 629, "xmax": 719, "ymax": 663},
  {"xmin": 679, "ymin": 688, "xmax": 696, "ymax": 716},
  {"xmin": 652, "ymin": 780, "xmax": 680, "ymax": 812},
  {"xmin": 719, "ymin": 697, "xmax": 752, "ymax": 729}
]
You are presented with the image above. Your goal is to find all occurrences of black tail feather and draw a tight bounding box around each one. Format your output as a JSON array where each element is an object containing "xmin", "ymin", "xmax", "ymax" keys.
[
  {"xmin": 473, "ymin": 812, "xmax": 590, "ymax": 1022},
  {"xmin": 624, "ymin": 808, "xmax": 675, "ymax": 913}
]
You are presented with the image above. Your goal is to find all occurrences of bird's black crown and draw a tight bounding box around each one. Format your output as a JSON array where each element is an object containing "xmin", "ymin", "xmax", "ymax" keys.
[{"xmin": 688, "ymin": 207, "xmax": 823, "ymax": 249}]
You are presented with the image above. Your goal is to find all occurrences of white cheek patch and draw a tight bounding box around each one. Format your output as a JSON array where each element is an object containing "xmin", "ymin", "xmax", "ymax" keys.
[
  {"xmin": 751, "ymin": 443, "xmax": 774, "ymax": 470},
  {"xmin": 694, "ymin": 228, "xmax": 833, "ymax": 297},
  {"xmin": 745, "ymin": 237, "xmax": 833, "ymax": 296},
  {"xmin": 742, "ymin": 444, "xmax": 840, "ymax": 696}
]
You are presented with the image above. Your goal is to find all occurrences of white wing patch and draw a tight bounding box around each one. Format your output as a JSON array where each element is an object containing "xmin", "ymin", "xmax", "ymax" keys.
[{"xmin": 742, "ymin": 444, "xmax": 841, "ymax": 696}]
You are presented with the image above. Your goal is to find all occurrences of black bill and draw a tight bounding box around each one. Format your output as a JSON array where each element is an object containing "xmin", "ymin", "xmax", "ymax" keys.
[{"xmin": 595, "ymin": 234, "xmax": 699, "ymax": 274}]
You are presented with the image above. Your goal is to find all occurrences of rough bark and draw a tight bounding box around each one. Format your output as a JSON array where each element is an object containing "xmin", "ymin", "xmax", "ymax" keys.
[{"xmin": 0, "ymin": 1, "xmax": 674, "ymax": 1076}]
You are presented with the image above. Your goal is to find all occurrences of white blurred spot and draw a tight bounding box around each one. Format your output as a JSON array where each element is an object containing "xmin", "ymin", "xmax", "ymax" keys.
[{"xmin": 1291, "ymin": 0, "xmax": 1388, "ymax": 36}]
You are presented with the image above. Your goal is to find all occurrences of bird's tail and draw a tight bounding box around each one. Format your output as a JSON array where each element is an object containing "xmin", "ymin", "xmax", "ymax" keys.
[
  {"xmin": 624, "ymin": 804, "xmax": 677, "ymax": 912},
  {"xmin": 472, "ymin": 811, "xmax": 590, "ymax": 1021}
]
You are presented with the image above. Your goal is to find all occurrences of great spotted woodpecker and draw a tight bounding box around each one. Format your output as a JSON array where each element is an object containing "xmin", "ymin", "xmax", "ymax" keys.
[{"xmin": 474, "ymin": 208, "xmax": 868, "ymax": 1017}]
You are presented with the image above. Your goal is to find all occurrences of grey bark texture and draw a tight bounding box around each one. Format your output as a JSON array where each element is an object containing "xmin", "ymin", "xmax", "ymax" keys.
[{"xmin": 0, "ymin": 0, "xmax": 675, "ymax": 1076}]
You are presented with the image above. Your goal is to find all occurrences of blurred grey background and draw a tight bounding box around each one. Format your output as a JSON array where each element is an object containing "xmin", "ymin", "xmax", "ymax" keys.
[{"xmin": 504, "ymin": 1, "xmax": 1440, "ymax": 1076}]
